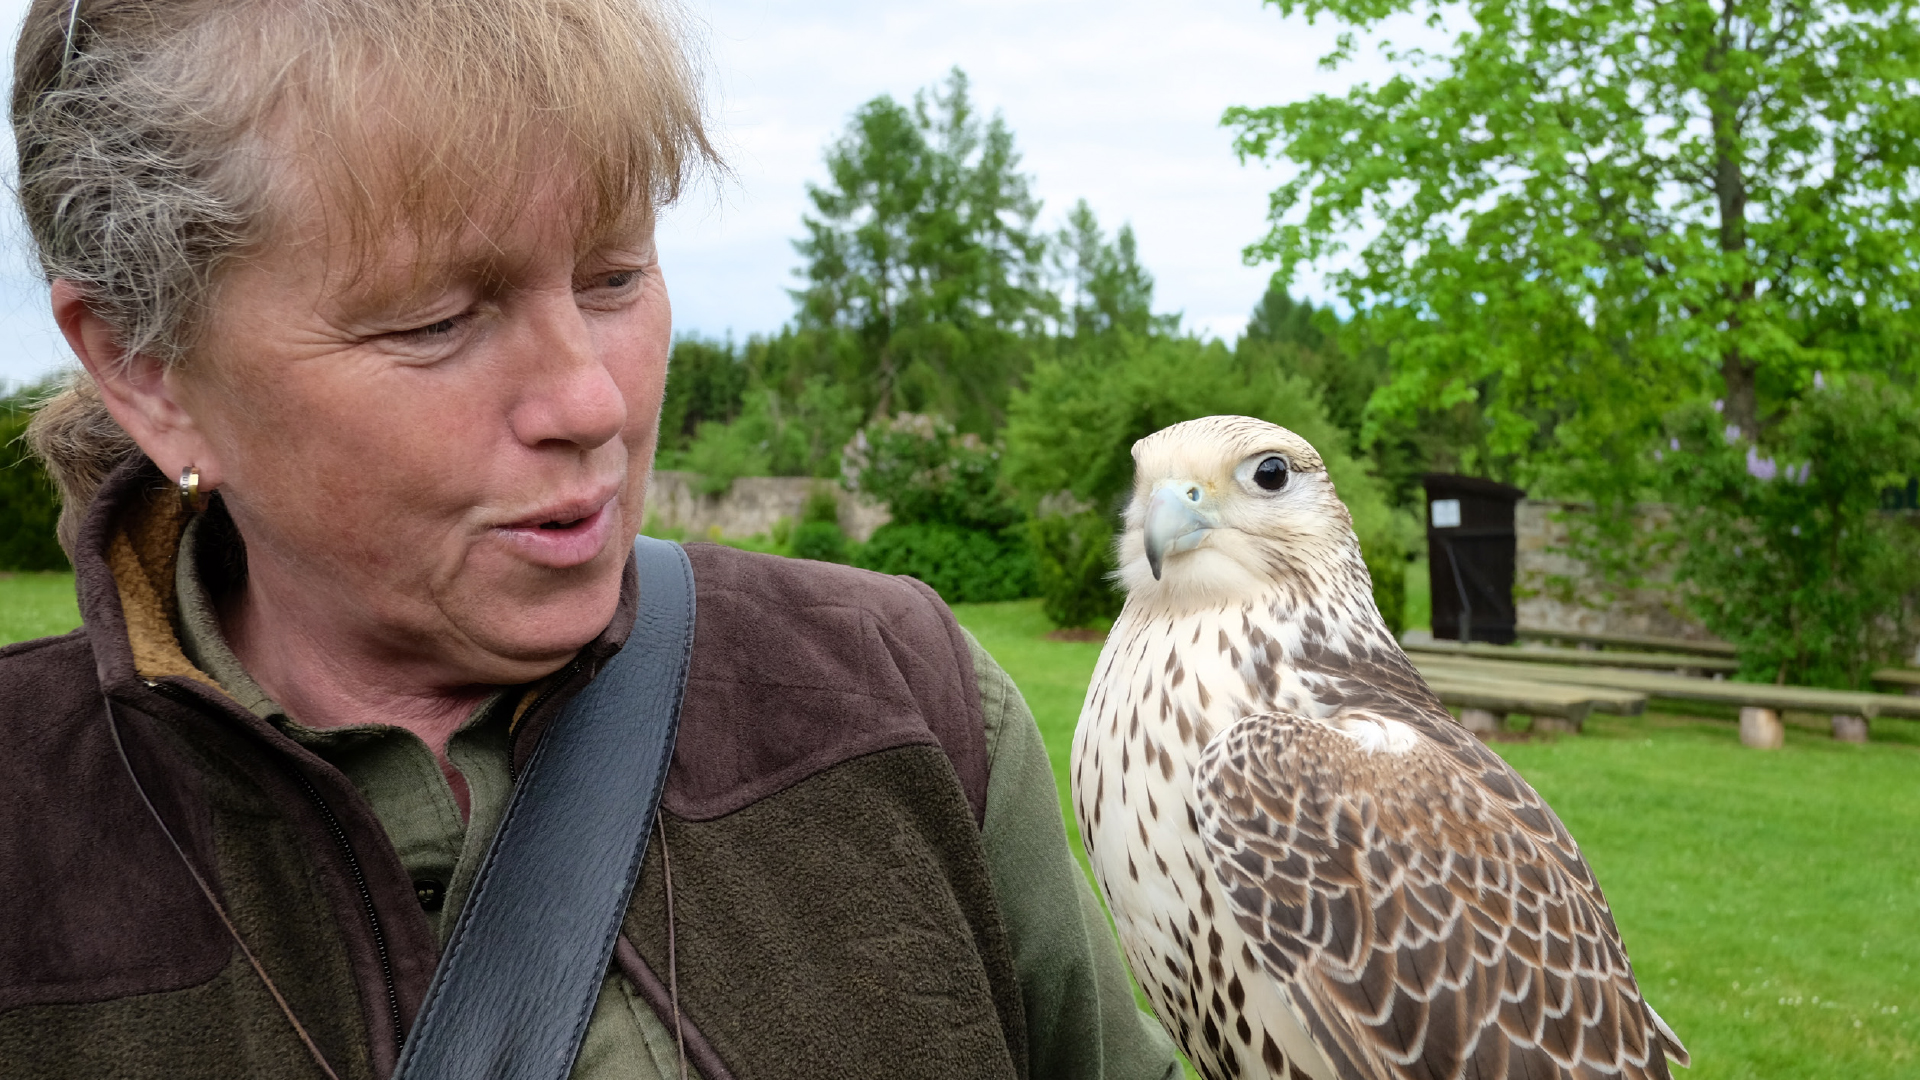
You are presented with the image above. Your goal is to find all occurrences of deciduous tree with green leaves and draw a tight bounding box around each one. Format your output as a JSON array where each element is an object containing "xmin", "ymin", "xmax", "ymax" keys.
[{"xmin": 1226, "ymin": 0, "xmax": 1920, "ymax": 494}]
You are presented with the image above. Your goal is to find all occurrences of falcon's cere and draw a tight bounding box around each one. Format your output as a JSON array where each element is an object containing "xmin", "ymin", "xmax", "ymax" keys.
[{"xmin": 1071, "ymin": 416, "xmax": 1689, "ymax": 1080}]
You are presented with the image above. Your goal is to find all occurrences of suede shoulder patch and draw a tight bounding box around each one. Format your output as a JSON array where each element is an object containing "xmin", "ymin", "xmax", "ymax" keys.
[
  {"xmin": 0, "ymin": 633, "xmax": 229, "ymax": 1012},
  {"xmin": 668, "ymin": 545, "xmax": 989, "ymax": 823}
]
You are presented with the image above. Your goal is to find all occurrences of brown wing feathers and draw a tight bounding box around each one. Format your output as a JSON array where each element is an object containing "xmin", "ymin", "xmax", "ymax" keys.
[{"xmin": 1195, "ymin": 710, "xmax": 1681, "ymax": 1080}]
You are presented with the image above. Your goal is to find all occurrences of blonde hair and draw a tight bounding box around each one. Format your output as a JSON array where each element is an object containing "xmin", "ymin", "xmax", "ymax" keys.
[{"xmin": 12, "ymin": 0, "xmax": 714, "ymax": 551}]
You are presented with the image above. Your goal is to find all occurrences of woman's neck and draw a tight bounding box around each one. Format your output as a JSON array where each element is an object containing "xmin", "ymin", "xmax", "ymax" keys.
[{"xmin": 221, "ymin": 573, "xmax": 495, "ymax": 760}]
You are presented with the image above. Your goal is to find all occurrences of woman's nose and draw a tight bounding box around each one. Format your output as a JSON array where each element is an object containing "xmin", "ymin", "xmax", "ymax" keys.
[{"xmin": 508, "ymin": 296, "xmax": 628, "ymax": 452}]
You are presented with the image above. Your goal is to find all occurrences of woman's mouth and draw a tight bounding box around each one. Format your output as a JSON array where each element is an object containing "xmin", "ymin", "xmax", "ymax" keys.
[{"xmin": 495, "ymin": 494, "xmax": 620, "ymax": 569}]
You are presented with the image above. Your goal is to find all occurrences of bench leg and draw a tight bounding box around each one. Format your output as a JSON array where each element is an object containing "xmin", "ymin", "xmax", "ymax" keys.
[
  {"xmin": 1739, "ymin": 706, "xmax": 1784, "ymax": 749},
  {"xmin": 1831, "ymin": 714, "xmax": 1869, "ymax": 743},
  {"xmin": 1458, "ymin": 708, "xmax": 1504, "ymax": 736},
  {"xmin": 1534, "ymin": 716, "xmax": 1581, "ymax": 735}
]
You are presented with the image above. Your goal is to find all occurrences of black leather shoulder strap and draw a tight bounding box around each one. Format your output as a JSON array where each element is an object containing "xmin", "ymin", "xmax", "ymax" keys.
[{"xmin": 393, "ymin": 536, "xmax": 696, "ymax": 1080}]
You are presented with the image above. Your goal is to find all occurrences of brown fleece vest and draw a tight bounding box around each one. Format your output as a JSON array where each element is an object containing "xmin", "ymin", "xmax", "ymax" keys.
[{"xmin": 0, "ymin": 459, "xmax": 1026, "ymax": 1080}]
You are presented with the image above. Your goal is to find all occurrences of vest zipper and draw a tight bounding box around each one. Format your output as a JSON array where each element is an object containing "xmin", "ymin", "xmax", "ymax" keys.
[
  {"xmin": 290, "ymin": 766, "xmax": 408, "ymax": 1056},
  {"xmin": 147, "ymin": 680, "xmax": 407, "ymax": 1058}
]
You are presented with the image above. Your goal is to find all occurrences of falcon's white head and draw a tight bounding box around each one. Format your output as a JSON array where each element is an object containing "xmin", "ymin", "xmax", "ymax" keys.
[{"xmin": 1115, "ymin": 415, "xmax": 1367, "ymax": 615}]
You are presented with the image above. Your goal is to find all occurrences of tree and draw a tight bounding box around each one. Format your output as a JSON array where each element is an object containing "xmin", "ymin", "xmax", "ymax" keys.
[
  {"xmin": 657, "ymin": 335, "xmax": 750, "ymax": 455},
  {"xmin": 794, "ymin": 69, "xmax": 1052, "ymax": 435},
  {"xmin": 1054, "ymin": 199, "xmax": 1161, "ymax": 338},
  {"xmin": 1226, "ymin": 0, "xmax": 1920, "ymax": 497},
  {"xmin": 1237, "ymin": 280, "xmax": 1378, "ymax": 446},
  {"xmin": 0, "ymin": 384, "xmax": 67, "ymax": 571},
  {"xmin": 1243, "ymin": 279, "xmax": 1327, "ymax": 353}
]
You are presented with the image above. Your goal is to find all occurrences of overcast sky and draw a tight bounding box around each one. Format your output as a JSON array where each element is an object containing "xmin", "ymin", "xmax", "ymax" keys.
[{"xmin": 0, "ymin": 0, "xmax": 1440, "ymax": 389}]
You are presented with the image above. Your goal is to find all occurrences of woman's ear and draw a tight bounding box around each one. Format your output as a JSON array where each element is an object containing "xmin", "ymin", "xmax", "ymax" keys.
[{"xmin": 51, "ymin": 280, "xmax": 220, "ymax": 488}]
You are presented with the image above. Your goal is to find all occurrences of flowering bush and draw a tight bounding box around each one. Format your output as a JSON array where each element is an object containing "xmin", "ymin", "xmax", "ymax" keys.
[
  {"xmin": 842, "ymin": 414, "xmax": 1022, "ymax": 532},
  {"xmin": 1661, "ymin": 375, "xmax": 1920, "ymax": 688}
]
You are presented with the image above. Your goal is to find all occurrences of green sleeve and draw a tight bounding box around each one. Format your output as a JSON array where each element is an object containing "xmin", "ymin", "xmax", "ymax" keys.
[{"xmin": 964, "ymin": 633, "xmax": 1183, "ymax": 1080}]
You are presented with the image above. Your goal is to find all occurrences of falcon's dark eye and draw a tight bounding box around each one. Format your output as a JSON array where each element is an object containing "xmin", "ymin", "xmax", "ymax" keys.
[{"xmin": 1253, "ymin": 456, "xmax": 1289, "ymax": 491}]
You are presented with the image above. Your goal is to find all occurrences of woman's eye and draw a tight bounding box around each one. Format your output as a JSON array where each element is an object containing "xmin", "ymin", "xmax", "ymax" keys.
[
  {"xmin": 578, "ymin": 267, "xmax": 648, "ymax": 306},
  {"xmin": 390, "ymin": 314, "xmax": 466, "ymax": 342}
]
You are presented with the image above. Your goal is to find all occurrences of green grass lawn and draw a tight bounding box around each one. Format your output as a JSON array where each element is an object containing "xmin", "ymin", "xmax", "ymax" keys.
[
  {"xmin": 953, "ymin": 597, "xmax": 1920, "ymax": 1080},
  {"xmin": 0, "ymin": 571, "xmax": 80, "ymax": 645},
  {"xmin": 11, "ymin": 575, "xmax": 1914, "ymax": 1075}
]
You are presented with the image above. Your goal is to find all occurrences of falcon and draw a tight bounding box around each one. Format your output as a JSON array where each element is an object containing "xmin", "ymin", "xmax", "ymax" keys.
[{"xmin": 1070, "ymin": 416, "xmax": 1689, "ymax": 1080}]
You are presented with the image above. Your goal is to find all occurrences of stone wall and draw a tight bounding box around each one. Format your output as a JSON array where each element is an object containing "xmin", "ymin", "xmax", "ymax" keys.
[
  {"xmin": 643, "ymin": 470, "xmax": 890, "ymax": 542},
  {"xmin": 1512, "ymin": 499, "xmax": 1718, "ymax": 642}
]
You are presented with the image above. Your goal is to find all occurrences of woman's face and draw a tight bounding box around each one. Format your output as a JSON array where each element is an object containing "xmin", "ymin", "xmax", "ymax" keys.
[{"xmin": 179, "ymin": 178, "xmax": 669, "ymax": 686}]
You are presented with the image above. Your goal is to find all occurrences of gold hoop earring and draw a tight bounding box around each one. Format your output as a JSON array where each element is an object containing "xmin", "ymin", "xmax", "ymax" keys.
[{"xmin": 179, "ymin": 466, "xmax": 210, "ymax": 513}]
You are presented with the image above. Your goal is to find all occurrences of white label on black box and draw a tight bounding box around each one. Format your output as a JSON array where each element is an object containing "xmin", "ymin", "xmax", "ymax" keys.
[{"xmin": 1430, "ymin": 499, "xmax": 1461, "ymax": 528}]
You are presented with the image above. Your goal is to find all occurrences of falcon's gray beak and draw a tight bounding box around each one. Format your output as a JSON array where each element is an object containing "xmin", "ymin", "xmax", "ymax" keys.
[{"xmin": 1143, "ymin": 482, "xmax": 1216, "ymax": 580}]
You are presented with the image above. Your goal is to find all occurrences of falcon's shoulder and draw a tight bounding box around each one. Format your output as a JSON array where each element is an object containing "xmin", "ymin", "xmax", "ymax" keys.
[{"xmin": 1193, "ymin": 704, "xmax": 1687, "ymax": 1080}]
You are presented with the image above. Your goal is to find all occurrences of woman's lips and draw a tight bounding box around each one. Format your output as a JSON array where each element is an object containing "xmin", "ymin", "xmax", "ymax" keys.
[{"xmin": 493, "ymin": 497, "xmax": 619, "ymax": 569}]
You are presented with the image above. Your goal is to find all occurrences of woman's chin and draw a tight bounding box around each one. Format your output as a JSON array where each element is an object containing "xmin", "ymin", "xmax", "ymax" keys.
[{"xmin": 446, "ymin": 550, "xmax": 628, "ymax": 673}]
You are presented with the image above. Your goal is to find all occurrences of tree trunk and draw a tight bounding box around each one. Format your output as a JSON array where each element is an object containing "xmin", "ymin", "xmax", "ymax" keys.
[
  {"xmin": 1720, "ymin": 349, "xmax": 1758, "ymax": 438},
  {"xmin": 1707, "ymin": 11, "xmax": 1760, "ymax": 438}
]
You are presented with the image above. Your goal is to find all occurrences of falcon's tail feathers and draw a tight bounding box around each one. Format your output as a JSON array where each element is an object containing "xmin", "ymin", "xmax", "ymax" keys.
[{"xmin": 1647, "ymin": 1002, "xmax": 1691, "ymax": 1068}]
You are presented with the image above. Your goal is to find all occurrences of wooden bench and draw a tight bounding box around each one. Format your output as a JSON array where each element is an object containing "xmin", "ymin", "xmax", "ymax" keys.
[
  {"xmin": 1423, "ymin": 674, "xmax": 1588, "ymax": 735},
  {"xmin": 1414, "ymin": 668, "xmax": 1647, "ymax": 737},
  {"xmin": 1414, "ymin": 659, "xmax": 1648, "ymax": 716},
  {"xmin": 1500, "ymin": 630, "xmax": 1920, "ymax": 698},
  {"xmin": 1405, "ymin": 637, "xmax": 1738, "ymax": 675},
  {"xmin": 1873, "ymin": 667, "xmax": 1920, "ymax": 697},
  {"xmin": 1515, "ymin": 626, "xmax": 1737, "ymax": 658},
  {"xmin": 1409, "ymin": 653, "xmax": 1920, "ymax": 747}
]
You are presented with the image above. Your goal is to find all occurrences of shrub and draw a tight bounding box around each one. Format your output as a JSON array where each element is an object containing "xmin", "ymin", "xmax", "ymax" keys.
[
  {"xmin": 800, "ymin": 486, "xmax": 841, "ymax": 526},
  {"xmin": 842, "ymin": 415, "xmax": 1036, "ymax": 602},
  {"xmin": 790, "ymin": 521, "xmax": 850, "ymax": 564},
  {"xmin": 1363, "ymin": 548, "xmax": 1407, "ymax": 636},
  {"xmin": 1662, "ymin": 374, "xmax": 1920, "ymax": 689},
  {"xmin": 0, "ymin": 389, "xmax": 67, "ymax": 571},
  {"xmin": 787, "ymin": 486, "xmax": 851, "ymax": 563},
  {"xmin": 856, "ymin": 523, "xmax": 1035, "ymax": 604},
  {"xmin": 1030, "ymin": 510, "xmax": 1122, "ymax": 628}
]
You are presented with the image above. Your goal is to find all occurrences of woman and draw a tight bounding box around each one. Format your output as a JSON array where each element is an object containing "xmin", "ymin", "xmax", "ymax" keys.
[{"xmin": 0, "ymin": 2, "xmax": 1181, "ymax": 1078}]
